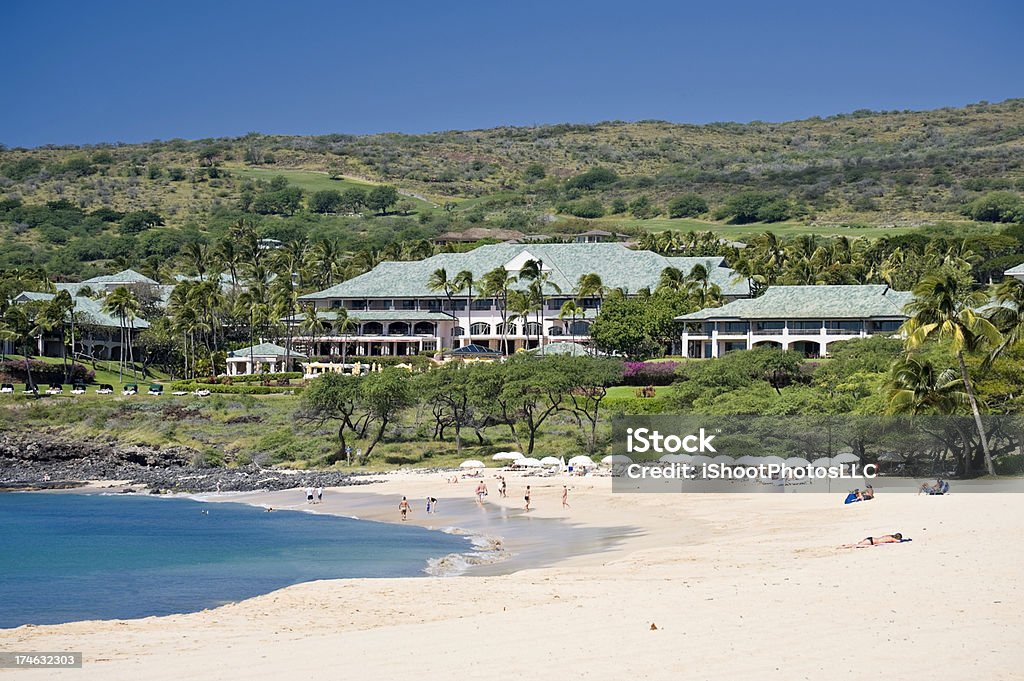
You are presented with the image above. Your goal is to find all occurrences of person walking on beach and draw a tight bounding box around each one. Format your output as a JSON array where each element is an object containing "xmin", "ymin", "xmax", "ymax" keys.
[
  {"xmin": 306, "ymin": 487, "xmax": 314, "ymax": 504},
  {"xmin": 316, "ymin": 487, "xmax": 323, "ymax": 504},
  {"xmin": 562, "ymin": 485, "xmax": 570, "ymax": 509},
  {"xmin": 524, "ymin": 485, "xmax": 531, "ymax": 511},
  {"xmin": 476, "ymin": 481, "xmax": 488, "ymax": 504},
  {"xmin": 426, "ymin": 496, "xmax": 437, "ymax": 513},
  {"xmin": 499, "ymin": 476, "xmax": 507, "ymax": 498},
  {"xmin": 399, "ymin": 497, "xmax": 411, "ymax": 521}
]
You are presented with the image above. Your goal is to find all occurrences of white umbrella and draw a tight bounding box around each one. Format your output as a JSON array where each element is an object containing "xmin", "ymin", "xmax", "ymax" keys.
[
  {"xmin": 518, "ymin": 457, "xmax": 543, "ymax": 467},
  {"xmin": 660, "ymin": 453, "xmax": 692, "ymax": 463},
  {"xmin": 784, "ymin": 457, "xmax": 812, "ymax": 468},
  {"xmin": 712, "ymin": 454, "xmax": 735, "ymax": 466},
  {"xmin": 810, "ymin": 457, "xmax": 833, "ymax": 468},
  {"xmin": 460, "ymin": 460, "xmax": 485, "ymax": 469},
  {"xmin": 832, "ymin": 452, "xmax": 860, "ymax": 464},
  {"xmin": 568, "ymin": 455, "xmax": 595, "ymax": 467},
  {"xmin": 689, "ymin": 454, "xmax": 714, "ymax": 467},
  {"xmin": 492, "ymin": 452, "xmax": 524, "ymax": 461},
  {"xmin": 735, "ymin": 455, "xmax": 760, "ymax": 466},
  {"xmin": 602, "ymin": 454, "xmax": 633, "ymax": 465},
  {"xmin": 758, "ymin": 456, "xmax": 786, "ymax": 467},
  {"xmin": 539, "ymin": 456, "xmax": 561, "ymax": 466}
]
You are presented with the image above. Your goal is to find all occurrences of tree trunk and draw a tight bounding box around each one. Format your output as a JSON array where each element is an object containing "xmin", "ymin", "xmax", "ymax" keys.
[{"xmin": 958, "ymin": 350, "xmax": 995, "ymax": 476}]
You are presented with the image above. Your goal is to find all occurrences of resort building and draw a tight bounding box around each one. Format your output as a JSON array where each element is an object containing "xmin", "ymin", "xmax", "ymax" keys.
[
  {"xmin": 296, "ymin": 243, "xmax": 749, "ymax": 357},
  {"xmin": 55, "ymin": 269, "xmax": 175, "ymax": 305},
  {"xmin": 676, "ymin": 284, "xmax": 912, "ymax": 358},
  {"xmin": 1004, "ymin": 262, "xmax": 1024, "ymax": 283},
  {"xmin": 225, "ymin": 343, "xmax": 305, "ymax": 375},
  {"xmin": 10, "ymin": 291, "xmax": 150, "ymax": 361}
]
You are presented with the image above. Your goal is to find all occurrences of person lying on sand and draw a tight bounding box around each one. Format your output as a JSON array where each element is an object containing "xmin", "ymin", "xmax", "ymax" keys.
[{"xmin": 840, "ymin": 533, "xmax": 908, "ymax": 548}]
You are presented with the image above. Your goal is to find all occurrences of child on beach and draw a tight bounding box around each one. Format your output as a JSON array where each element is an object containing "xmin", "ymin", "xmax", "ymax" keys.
[
  {"xmin": 399, "ymin": 497, "xmax": 411, "ymax": 521},
  {"xmin": 499, "ymin": 476, "xmax": 507, "ymax": 498},
  {"xmin": 426, "ymin": 497, "xmax": 437, "ymax": 513},
  {"xmin": 316, "ymin": 487, "xmax": 323, "ymax": 503},
  {"xmin": 524, "ymin": 485, "xmax": 531, "ymax": 511}
]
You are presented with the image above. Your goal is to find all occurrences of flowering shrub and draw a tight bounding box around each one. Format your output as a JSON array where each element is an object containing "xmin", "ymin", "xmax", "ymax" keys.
[
  {"xmin": 0, "ymin": 359, "xmax": 95, "ymax": 384},
  {"xmin": 621, "ymin": 361, "xmax": 681, "ymax": 386}
]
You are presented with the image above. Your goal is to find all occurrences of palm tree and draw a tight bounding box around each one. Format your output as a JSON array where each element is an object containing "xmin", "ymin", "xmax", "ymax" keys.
[
  {"xmin": 517, "ymin": 259, "xmax": 560, "ymax": 350},
  {"xmin": 310, "ymin": 239, "xmax": 343, "ymax": 289},
  {"xmin": 1, "ymin": 306, "xmax": 36, "ymax": 391},
  {"xmin": 48, "ymin": 291, "xmax": 75, "ymax": 382},
  {"xmin": 506, "ymin": 290, "xmax": 532, "ymax": 351},
  {"xmin": 576, "ymin": 273, "xmax": 605, "ymax": 303},
  {"xmin": 216, "ymin": 237, "xmax": 241, "ymax": 294},
  {"xmin": 887, "ymin": 356, "xmax": 968, "ymax": 415},
  {"xmin": 902, "ymin": 272, "xmax": 1001, "ymax": 475},
  {"xmin": 335, "ymin": 309, "xmax": 357, "ymax": 367},
  {"xmin": 559, "ymin": 300, "xmax": 585, "ymax": 347},
  {"xmin": 427, "ymin": 268, "xmax": 457, "ymax": 348},
  {"xmin": 479, "ymin": 266, "xmax": 516, "ymax": 354},
  {"xmin": 185, "ymin": 242, "xmax": 210, "ymax": 282},
  {"xmin": 656, "ymin": 267, "xmax": 686, "ymax": 293},
  {"xmin": 453, "ymin": 270, "xmax": 476, "ymax": 348},
  {"xmin": 298, "ymin": 304, "xmax": 331, "ymax": 357},
  {"xmin": 103, "ymin": 286, "xmax": 141, "ymax": 382}
]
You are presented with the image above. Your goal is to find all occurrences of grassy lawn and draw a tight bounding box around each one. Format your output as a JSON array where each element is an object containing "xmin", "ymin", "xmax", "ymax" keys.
[{"xmin": 3, "ymin": 355, "xmax": 169, "ymax": 387}]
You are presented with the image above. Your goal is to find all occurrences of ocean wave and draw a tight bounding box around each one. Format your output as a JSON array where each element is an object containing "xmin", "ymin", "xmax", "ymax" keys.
[{"xmin": 424, "ymin": 532, "xmax": 507, "ymax": 577}]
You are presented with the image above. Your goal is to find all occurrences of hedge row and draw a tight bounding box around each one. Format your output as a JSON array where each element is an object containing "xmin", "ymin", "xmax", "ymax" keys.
[
  {"xmin": 169, "ymin": 382, "xmax": 303, "ymax": 395},
  {"xmin": 193, "ymin": 372, "xmax": 303, "ymax": 384},
  {"xmin": 0, "ymin": 359, "xmax": 96, "ymax": 385}
]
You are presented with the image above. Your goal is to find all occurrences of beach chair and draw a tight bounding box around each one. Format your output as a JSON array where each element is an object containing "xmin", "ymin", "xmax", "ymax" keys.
[
  {"xmin": 122, "ymin": 383, "xmax": 138, "ymax": 396},
  {"xmin": 171, "ymin": 390, "xmax": 189, "ymax": 396},
  {"xmin": 21, "ymin": 383, "xmax": 38, "ymax": 396},
  {"xmin": 0, "ymin": 383, "xmax": 14, "ymax": 394},
  {"xmin": 147, "ymin": 383, "xmax": 164, "ymax": 396},
  {"xmin": 46, "ymin": 383, "xmax": 63, "ymax": 395},
  {"xmin": 71, "ymin": 383, "xmax": 87, "ymax": 395},
  {"xmin": 96, "ymin": 384, "xmax": 114, "ymax": 395},
  {"xmin": 193, "ymin": 388, "xmax": 212, "ymax": 397}
]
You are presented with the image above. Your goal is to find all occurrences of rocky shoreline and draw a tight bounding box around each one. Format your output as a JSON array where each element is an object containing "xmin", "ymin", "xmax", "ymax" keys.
[{"xmin": 0, "ymin": 431, "xmax": 370, "ymax": 493}]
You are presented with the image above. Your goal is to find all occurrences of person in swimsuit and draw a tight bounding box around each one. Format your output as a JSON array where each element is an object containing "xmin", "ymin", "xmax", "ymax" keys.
[
  {"xmin": 524, "ymin": 485, "xmax": 531, "ymax": 511},
  {"xmin": 840, "ymin": 532, "xmax": 904, "ymax": 548},
  {"xmin": 399, "ymin": 496, "xmax": 411, "ymax": 521},
  {"xmin": 562, "ymin": 485, "xmax": 570, "ymax": 509},
  {"xmin": 499, "ymin": 477, "xmax": 507, "ymax": 498}
]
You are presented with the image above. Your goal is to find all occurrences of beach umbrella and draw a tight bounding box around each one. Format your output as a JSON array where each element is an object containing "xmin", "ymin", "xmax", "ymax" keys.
[
  {"xmin": 539, "ymin": 456, "xmax": 561, "ymax": 466},
  {"xmin": 460, "ymin": 459, "xmax": 485, "ymax": 468},
  {"xmin": 568, "ymin": 455, "xmax": 595, "ymax": 467},
  {"xmin": 810, "ymin": 457, "xmax": 833, "ymax": 468},
  {"xmin": 735, "ymin": 455, "xmax": 760, "ymax": 466},
  {"xmin": 711, "ymin": 454, "xmax": 735, "ymax": 466},
  {"xmin": 602, "ymin": 454, "xmax": 633, "ymax": 465},
  {"xmin": 518, "ymin": 457, "xmax": 543, "ymax": 467},
  {"xmin": 832, "ymin": 452, "xmax": 860, "ymax": 464},
  {"xmin": 660, "ymin": 453, "xmax": 692, "ymax": 463},
  {"xmin": 784, "ymin": 457, "xmax": 812, "ymax": 468},
  {"xmin": 689, "ymin": 454, "xmax": 714, "ymax": 467},
  {"xmin": 493, "ymin": 452, "xmax": 524, "ymax": 461},
  {"xmin": 758, "ymin": 456, "xmax": 786, "ymax": 467}
]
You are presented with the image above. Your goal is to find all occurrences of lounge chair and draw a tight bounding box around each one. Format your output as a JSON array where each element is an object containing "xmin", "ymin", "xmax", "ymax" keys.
[
  {"xmin": 171, "ymin": 390, "xmax": 188, "ymax": 396},
  {"xmin": 122, "ymin": 384, "xmax": 138, "ymax": 396},
  {"xmin": 147, "ymin": 384, "xmax": 164, "ymax": 396},
  {"xmin": 71, "ymin": 383, "xmax": 87, "ymax": 395},
  {"xmin": 96, "ymin": 384, "xmax": 114, "ymax": 395},
  {"xmin": 46, "ymin": 383, "xmax": 63, "ymax": 395},
  {"xmin": 193, "ymin": 388, "xmax": 212, "ymax": 398},
  {"xmin": 21, "ymin": 384, "xmax": 38, "ymax": 396},
  {"xmin": 0, "ymin": 383, "xmax": 14, "ymax": 394}
]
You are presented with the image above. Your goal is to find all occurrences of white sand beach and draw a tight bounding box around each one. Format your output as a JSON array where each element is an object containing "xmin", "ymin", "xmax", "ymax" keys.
[{"xmin": 2, "ymin": 472, "xmax": 1022, "ymax": 680}]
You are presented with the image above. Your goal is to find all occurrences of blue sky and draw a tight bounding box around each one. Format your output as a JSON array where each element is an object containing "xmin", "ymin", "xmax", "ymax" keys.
[{"xmin": 3, "ymin": 0, "xmax": 1022, "ymax": 147}]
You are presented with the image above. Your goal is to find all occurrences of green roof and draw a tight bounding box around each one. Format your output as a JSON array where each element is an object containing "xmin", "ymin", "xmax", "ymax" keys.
[
  {"xmin": 299, "ymin": 244, "xmax": 749, "ymax": 301},
  {"xmin": 228, "ymin": 343, "xmax": 306, "ymax": 358},
  {"xmin": 83, "ymin": 269, "xmax": 159, "ymax": 285},
  {"xmin": 13, "ymin": 291, "xmax": 151, "ymax": 329},
  {"xmin": 677, "ymin": 285, "xmax": 913, "ymax": 321}
]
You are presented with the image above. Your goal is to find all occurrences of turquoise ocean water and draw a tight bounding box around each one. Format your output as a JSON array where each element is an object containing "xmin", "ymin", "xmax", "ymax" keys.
[{"xmin": 0, "ymin": 492, "xmax": 470, "ymax": 628}]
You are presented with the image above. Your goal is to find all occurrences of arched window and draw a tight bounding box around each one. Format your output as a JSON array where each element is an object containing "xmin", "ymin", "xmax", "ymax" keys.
[
  {"xmin": 452, "ymin": 326, "xmax": 465, "ymax": 337},
  {"xmin": 470, "ymin": 322, "xmax": 491, "ymax": 336},
  {"xmin": 414, "ymin": 321, "xmax": 436, "ymax": 335},
  {"xmin": 389, "ymin": 322, "xmax": 410, "ymax": 335},
  {"xmin": 496, "ymin": 322, "xmax": 518, "ymax": 336},
  {"xmin": 548, "ymin": 326, "xmax": 564, "ymax": 337},
  {"xmin": 525, "ymin": 322, "xmax": 543, "ymax": 336},
  {"xmin": 362, "ymin": 322, "xmax": 384, "ymax": 335}
]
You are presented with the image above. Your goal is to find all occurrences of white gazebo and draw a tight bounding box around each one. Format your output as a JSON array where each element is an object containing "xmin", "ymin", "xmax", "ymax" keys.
[{"xmin": 226, "ymin": 343, "xmax": 305, "ymax": 375}]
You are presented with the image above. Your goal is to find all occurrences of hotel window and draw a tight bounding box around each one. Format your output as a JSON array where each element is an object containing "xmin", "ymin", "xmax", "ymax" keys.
[
  {"xmin": 755, "ymin": 321, "xmax": 785, "ymax": 333},
  {"xmin": 448, "ymin": 299, "xmax": 466, "ymax": 311},
  {"xmin": 348, "ymin": 300, "xmax": 366, "ymax": 311},
  {"xmin": 525, "ymin": 322, "xmax": 543, "ymax": 336},
  {"xmin": 870, "ymin": 320, "xmax": 902, "ymax": 333},
  {"xmin": 398, "ymin": 299, "xmax": 416, "ymax": 310},
  {"xmin": 470, "ymin": 322, "xmax": 491, "ymax": 335},
  {"xmin": 471, "ymin": 299, "xmax": 493, "ymax": 311},
  {"xmin": 790, "ymin": 320, "xmax": 823, "ymax": 332},
  {"xmin": 720, "ymin": 322, "xmax": 749, "ymax": 334},
  {"xmin": 826, "ymin": 320, "xmax": 863, "ymax": 333}
]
